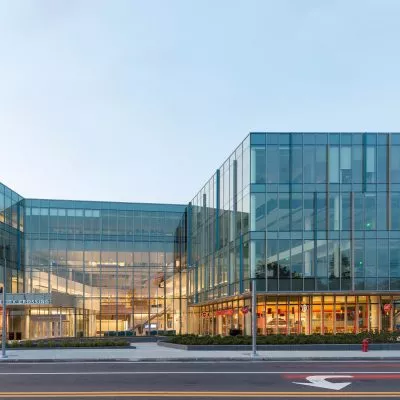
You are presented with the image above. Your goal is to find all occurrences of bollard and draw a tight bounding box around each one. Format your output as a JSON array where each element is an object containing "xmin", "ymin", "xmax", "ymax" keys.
[{"xmin": 362, "ymin": 338, "xmax": 369, "ymax": 352}]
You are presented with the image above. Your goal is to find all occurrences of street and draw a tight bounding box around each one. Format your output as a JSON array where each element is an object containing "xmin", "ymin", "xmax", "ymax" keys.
[{"xmin": 0, "ymin": 361, "xmax": 400, "ymax": 399}]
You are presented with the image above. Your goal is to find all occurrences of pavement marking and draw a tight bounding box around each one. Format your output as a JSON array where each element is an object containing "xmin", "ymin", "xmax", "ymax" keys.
[
  {"xmin": 0, "ymin": 371, "xmax": 400, "ymax": 375},
  {"xmin": 0, "ymin": 391, "xmax": 399, "ymax": 398},
  {"xmin": 1, "ymin": 360, "xmax": 400, "ymax": 365},
  {"xmin": 292, "ymin": 375, "xmax": 353, "ymax": 390}
]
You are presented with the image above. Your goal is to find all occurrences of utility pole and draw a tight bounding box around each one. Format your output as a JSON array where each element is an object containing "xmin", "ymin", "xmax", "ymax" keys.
[{"xmin": 1, "ymin": 243, "xmax": 8, "ymax": 359}]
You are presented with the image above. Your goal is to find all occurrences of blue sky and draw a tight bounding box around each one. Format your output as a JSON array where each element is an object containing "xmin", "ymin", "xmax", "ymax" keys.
[{"xmin": 1, "ymin": 0, "xmax": 399, "ymax": 204}]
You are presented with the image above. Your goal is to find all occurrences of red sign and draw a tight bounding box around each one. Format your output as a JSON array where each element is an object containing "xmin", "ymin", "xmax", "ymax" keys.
[
  {"xmin": 215, "ymin": 309, "xmax": 234, "ymax": 316},
  {"xmin": 384, "ymin": 303, "xmax": 392, "ymax": 313},
  {"xmin": 241, "ymin": 306, "xmax": 249, "ymax": 314}
]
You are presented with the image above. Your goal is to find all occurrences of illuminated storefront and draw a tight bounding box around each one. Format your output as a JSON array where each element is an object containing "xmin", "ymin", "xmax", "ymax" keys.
[{"xmin": 191, "ymin": 295, "xmax": 400, "ymax": 336}]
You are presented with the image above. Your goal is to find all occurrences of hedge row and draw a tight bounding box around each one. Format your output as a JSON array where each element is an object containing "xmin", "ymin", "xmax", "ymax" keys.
[
  {"xmin": 6, "ymin": 339, "xmax": 130, "ymax": 348},
  {"xmin": 168, "ymin": 332, "xmax": 400, "ymax": 345}
]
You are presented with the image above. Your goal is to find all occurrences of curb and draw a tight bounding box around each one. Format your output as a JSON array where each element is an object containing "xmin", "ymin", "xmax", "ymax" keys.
[
  {"xmin": 2, "ymin": 356, "xmax": 400, "ymax": 363},
  {"xmin": 0, "ymin": 358, "xmax": 132, "ymax": 363},
  {"xmin": 134, "ymin": 356, "xmax": 400, "ymax": 362},
  {"xmin": 3, "ymin": 346, "xmax": 136, "ymax": 351}
]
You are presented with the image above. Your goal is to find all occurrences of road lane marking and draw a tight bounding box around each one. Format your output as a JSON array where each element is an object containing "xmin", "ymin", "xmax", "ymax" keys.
[
  {"xmin": 0, "ymin": 371, "xmax": 400, "ymax": 375},
  {"xmin": 0, "ymin": 391, "xmax": 399, "ymax": 398}
]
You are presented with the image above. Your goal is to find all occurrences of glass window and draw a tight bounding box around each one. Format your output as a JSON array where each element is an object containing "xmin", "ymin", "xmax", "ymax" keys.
[
  {"xmin": 354, "ymin": 193, "xmax": 364, "ymax": 231},
  {"xmin": 267, "ymin": 145, "xmax": 279, "ymax": 183},
  {"xmin": 377, "ymin": 239, "xmax": 389, "ymax": 277},
  {"xmin": 303, "ymin": 146, "xmax": 316, "ymax": 183},
  {"xmin": 278, "ymin": 193, "xmax": 290, "ymax": 231},
  {"xmin": 340, "ymin": 146, "xmax": 352, "ymax": 183},
  {"xmin": 251, "ymin": 193, "xmax": 265, "ymax": 231},
  {"xmin": 329, "ymin": 134, "xmax": 340, "ymax": 145},
  {"xmin": 340, "ymin": 239, "xmax": 351, "ymax": 279},
  {"xmin": 251, "ymin": 146, "xmax": 266, "ymax": 184},
  {"xmin": 352, "ymin": 146, "xmax": 363, "ymax": 183},
  {"xmin": 341, "ymin": 193, "xmax": 351, "ymax": 231},
  {"xmin": 328, "ymin": 240, "xmax": 340, "ymax": 278},
  {"xmin": 291, "ymin": 193, "xmax": 303, "ymax": 231},
  {"xmin": 329, "ymin": 193, "xmax": 340, "ymax": 231},
  {"xmin": 266, "ymin": 133, "xmax": 279, "ymax": 144},
  {"xmin": 279, "ymin": 145, "xmax": 290, "ymax": 183},
  {"xmin": 377, "ymin": 193, "xmax": 387, "ymax": 230},
  {"xmin": 316, "ymin": 193, "xmax": 327, "ymax": 230},
  {"xmin": 279, "ymin": 134, "xmax": 290, "ymax": 145},
  {"xmin": 392, "ymin": 193, "xmax": 400, "ymax": 230},
  {"xmin": 391, "ymin": 146, "xmax": 400, "ymax": 183},
  {"xmin": 278, "ymin": 239, "xmax": 291, "ymax": 278},
  {"xmin": 316, "ymin": 240, "xmax": 327, "ymax": 277},
  {"xmin": 354, "ymin": 239, "xmax": 364, "ymax": 277},
  {"xmin": 377, "ymin": 146, "xmax": 387, "ymax": 183},
  {"xmin": 291, "ymin": 146, "xmax": 303, "ymax": 184},
  {"xmin": 266, "ymin": 239, "xmax": 278, "ymax": 278},
  {"xmin": 291, "ymin": 239, "xmax": 303, "ymax": 278},
  {"xmin": 315, "ymin": 146, "xmax": 326, "ymax": 183},
  {"xmin": 390, "ymin": 239, "xmax": 400, "ymax": 277},
  {"xmin": 329, "ymin": 146, "xmax": 339, "ymax": 183},
  {"xmin": 392, "ymin": 134, "xmax": 400, "ymax": 145},
  {"xmin": 365, "ymin": 239, "xmax": 377, "ymax": 277},
  {"xmin": 365, "ymin": 193, "xmax": 376, "ymax": 230},
  {"xmin": 315, "ymin": 133, "xmax": 328, "ymax": 144},
  {"xmin": 303, "ymin": 134, "xmax": 315, "ymax": 145},
  {"xmin": 303, "ymin": 193, "xmax": 314, "ymax": 231},
  {"xmin": 366, "ymin": 133, "xmax": 377, "ymax": 145},
  {"xmin": 266, "ymin": 193, "xmax": 278, "ymax": 231},
  {"xmin": 366, "ymin": 146, "xmax": 376, "ymax": 183},
  {"xmin": 250, "ymin": 133, "xmax": 266, "ymax": 145},
  {"xmin": 341, "ymin": 134, "xmax": 352, "ymax": 145},
  {"xmin": 378, "ymin": 133, "xmax": 388, "ymax": 145}
]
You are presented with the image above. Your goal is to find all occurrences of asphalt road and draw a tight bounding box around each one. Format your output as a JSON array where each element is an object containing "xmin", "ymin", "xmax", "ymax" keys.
[{"xmin": 0, "ymin": 361, "xmax": 400, "ymax": 399}]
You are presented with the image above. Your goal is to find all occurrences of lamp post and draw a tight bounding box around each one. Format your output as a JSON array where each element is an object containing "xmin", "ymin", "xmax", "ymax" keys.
[
  {"xmin": 251, "ymin": 277, "xmax": 258, "ymax": 358},
  {"xmin": 1, "ymin": 243, "xmax": 8, "ymax": 359}
]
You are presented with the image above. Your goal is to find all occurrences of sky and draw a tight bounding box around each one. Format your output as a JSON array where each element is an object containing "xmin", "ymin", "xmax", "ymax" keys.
[{"xmin": 1, "ymin": 0, "xmax": 400, "ymax": 204}]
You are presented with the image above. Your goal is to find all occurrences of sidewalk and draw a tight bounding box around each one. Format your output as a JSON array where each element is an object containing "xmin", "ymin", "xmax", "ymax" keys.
[{"xmin": 1, "ymin": 343, "xmax": 400, "ymax": 362}]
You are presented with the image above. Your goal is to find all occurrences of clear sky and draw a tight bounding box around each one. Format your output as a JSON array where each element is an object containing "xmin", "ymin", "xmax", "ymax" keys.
[{"xmin": 1, "ymin": 0, "xmax": 399, "ymax": 204}]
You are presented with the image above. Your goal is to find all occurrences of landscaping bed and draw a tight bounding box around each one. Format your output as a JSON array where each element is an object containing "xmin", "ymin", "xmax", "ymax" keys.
[{"xmin": 166, "ymin": 332, "xmax": 400, "ymax": 346}]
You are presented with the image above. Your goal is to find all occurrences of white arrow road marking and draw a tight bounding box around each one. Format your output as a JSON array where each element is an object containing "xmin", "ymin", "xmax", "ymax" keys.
[{"xmin": 293, "ymin": 375, "xmax": 353, "ymax": 391}]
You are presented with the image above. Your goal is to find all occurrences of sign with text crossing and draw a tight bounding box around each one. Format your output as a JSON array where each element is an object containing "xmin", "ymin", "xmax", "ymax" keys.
[{"xmin": 0, "ymin": 293, "xmax": 51, "ymax": 305}]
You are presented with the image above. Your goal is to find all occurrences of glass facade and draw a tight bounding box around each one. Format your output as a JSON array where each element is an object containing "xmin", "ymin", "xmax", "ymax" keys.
[
  {"xmin": 2, "ymin": 132, "xmax": 400, "ymax": 338},
  {"xmin": 187, "ymin": 132, "xmax": 400, "ymax": 336}
]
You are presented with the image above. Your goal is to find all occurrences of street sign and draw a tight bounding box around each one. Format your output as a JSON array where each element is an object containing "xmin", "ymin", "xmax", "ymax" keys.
[
  {"xmin": 0, "ymin": 293, "xmax": 51, "ymax": 305},
  {"xmin": 293, "ymin": 375, "xmax": 353, "ymax": 390}
]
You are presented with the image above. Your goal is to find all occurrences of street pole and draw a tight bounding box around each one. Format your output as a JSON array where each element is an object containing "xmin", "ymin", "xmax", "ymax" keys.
[
  {"xmin": 2, "ymin": 245, "xmax": 7, "ymax": 359},
  {"xmin": 251, "ymin": 277, "xmax": 258, "ymax": 358}
]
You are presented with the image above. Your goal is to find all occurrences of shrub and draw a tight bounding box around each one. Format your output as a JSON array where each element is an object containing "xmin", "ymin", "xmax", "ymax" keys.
[{"xmin": 167, "ymin": 332, "xmax": 400, "ymax": 346}]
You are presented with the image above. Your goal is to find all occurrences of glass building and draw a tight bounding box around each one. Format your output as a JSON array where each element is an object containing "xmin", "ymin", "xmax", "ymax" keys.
[
  {"xmin": 187, "ymin": 132, "xmax": 400, "ymax": 336},
  {"xmin": 1, "ymin": 132, "xmax": 400, "ymax": 339}
]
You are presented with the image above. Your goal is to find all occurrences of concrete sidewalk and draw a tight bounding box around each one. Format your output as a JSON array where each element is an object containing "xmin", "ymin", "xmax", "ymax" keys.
[{"xmin": 1, "ymin": 343, "xmax": 400, "ymax": 362}]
